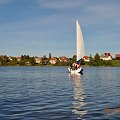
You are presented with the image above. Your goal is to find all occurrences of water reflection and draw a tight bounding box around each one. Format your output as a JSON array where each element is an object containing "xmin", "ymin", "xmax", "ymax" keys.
[{"xmin": 70, "ymin": 74, "xmax": 87, "ymax": 119}]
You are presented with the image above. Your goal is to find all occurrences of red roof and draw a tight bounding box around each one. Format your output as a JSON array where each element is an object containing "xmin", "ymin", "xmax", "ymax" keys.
[
  {"xmin": 104, "ymin": 53, "xmax": 111, "ymax": 56},
  {"xmin": 59, "ymin": 56, "xmax": 68, "ymax": 61},
  {"xmin": 50, "ymin": 57, "xmax": 57, "ymax": 61},
  {"xmin": 83, "ymin": 56, "xmax": 90, "ymax": 59},
  {"xmin": 116, "ymin": 54, "xmax": 120, "ymax": 58}
]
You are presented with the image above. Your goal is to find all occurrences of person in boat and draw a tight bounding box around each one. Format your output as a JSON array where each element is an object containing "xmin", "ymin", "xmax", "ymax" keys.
[
  {"xmin": 69, "ymin": 63, "xmax": 72, "ymax": 71},
  {"xmin": 77, "ymin": 63, "xmax": 81, "ymax": 68},
  {"xmin": 72, "ymin": 63, "xmax": 77, "ymax": 70},
  {"xmin": 69, "ymin": 60, "xmax": 82, "ymax": 70},
  {"xmin": 69, "ymin": 63, "xmax": 76, "ymax": 70},
  {"xmin": 77, "ymin": 59, "xmax": 83, "ymax": 75}
]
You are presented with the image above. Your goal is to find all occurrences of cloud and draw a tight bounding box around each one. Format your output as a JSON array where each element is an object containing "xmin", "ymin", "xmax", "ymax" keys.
[
  {"xmin": 82, "ymin": 2, "xmax": 120, "ymax": 26},
  {"xmin": 35, "ymin": 0, "xmax": 120, "ymax": 27}
]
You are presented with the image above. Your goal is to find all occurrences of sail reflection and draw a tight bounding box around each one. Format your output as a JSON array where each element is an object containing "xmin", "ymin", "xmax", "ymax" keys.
[{"xmin": 71, "ymin": 75, "xmax": 87, "ymax": 118}]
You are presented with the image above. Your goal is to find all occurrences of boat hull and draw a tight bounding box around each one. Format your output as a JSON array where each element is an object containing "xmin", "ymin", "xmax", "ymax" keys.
[{"xmin": 68, "ymin": 67, "xmax": 83, "ymax": 75}]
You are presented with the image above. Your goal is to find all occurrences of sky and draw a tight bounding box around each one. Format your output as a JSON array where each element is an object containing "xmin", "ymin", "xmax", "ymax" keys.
[{"xmin": 0, "ymin": 0, "xmax": 120, "ymax": 58}]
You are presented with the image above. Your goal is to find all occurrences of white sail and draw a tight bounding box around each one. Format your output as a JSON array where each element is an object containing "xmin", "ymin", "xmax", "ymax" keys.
[{"xmin": 76, "ymin": 20, "xmax": 85, "ymax": 61}]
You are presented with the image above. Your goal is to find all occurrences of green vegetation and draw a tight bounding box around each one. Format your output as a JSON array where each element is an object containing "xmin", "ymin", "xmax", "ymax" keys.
[
  {"xmin": 19, "ymin": 55, "xmax": 36, "ymax": 66},
  {"xmin": 87, "ymin": 53, "xmax": 113, "ymax": 66},
  {"xmin": 0, "ymin": 55, "xmax": 36, "ymax": 66},
  {"xmin": 0, "ymin": 53, "xmax": 120, "ymax": 66},
  {"xmin": 111, "ymin": 60, "xmax": 120, "ymax": 66}
]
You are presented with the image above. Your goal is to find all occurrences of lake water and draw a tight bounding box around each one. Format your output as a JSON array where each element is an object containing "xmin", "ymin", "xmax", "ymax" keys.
[{"xmin": 0, "ymin": 66, "xmax": 120, "ymax": 120}]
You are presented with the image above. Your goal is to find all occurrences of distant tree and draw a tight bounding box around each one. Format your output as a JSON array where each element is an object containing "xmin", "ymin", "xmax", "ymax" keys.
[
  {"xmin": 11, "ymin": 57, "xmax": 17, "ymax": 62},
  {"xmin": 30, "ymin": 57, "xmax": 36, "ymax": 66},
  {"xmin": 19, "ymin": 61, "xmax": 25, "ymax": 66},
  {"xmin": 94, "ymin": 53, "xmax": 100, "ymax": 61},
  {"xmin": 89, "ymin": 54, "xmax": 94, "ymax": 66},
  {"xmin": 42, "ymin": 55, "xmax": 49, "ymax": 65},
  {"xmin": 81, "ymin": 58, "xmax": 85, "ymax": 65},
  {"xmin": 43, "ymin": 55, "xmax": 47, "ymax": 59},
  {"xmin": 68, "ymin": 58, "xmax": 73, "ymax": 65},
  {"xmin": 0, "ymin": 55, "xmax": 10, "ymax": 65},
  {"xmin": 49, "ymin": 53, "xmax": 51, "ymax": 59},
  {"xmin": 26, "ymin": 55, "xmax": 29, "ymax": 60},
  {"xmin": 21, "ymin": 55, "xmax": 30, "ymax": 60},
  {"xmin": 94, "ymin": 53, "xmax": 101, "ymax": 66},
  {"xmin": 102, "ymin": 60, "xmax": 113, "ymax": 66},
  {"xmin": 21, "ymin": 55, "xmax": 24, "ymax": 60},
  {"xmin": 4, "ymin": 55, "xmax": 9, "ymax": 62},
  {"xmin": 20, "ymin": 55, "xmax": 32, "ymax": 66},
  {"xmin": 72, "ymin": 55, "xmax": 76, "ymax": 63},
  {"xmin": 8, "ymin": 57, "xmax": 18, "ymax": 66}
]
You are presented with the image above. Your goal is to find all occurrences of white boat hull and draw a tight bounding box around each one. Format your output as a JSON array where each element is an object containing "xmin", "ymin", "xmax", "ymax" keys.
[{"xmin": 68, "ymin": 67, "xmax": 83, "ymax": 75}]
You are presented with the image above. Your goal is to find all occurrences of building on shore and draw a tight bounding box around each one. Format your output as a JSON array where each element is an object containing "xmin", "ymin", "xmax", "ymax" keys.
[
  {"xmin": 59, "ymin": 56, "xmax": 68, "ymax": 62},
  {"xmin": 16, "ymin": 57, "xmax": 21, "ymax": 61},
  {"xmin": 100, "ymin": 53, "xmax": 112, "ymax": 61},
  {"xmin": 49, "ymin": 57, "xmax": 57, "ymax": 64},
  {"xmin": 35, "ymin": 57, "xmax": 43, "ymax": 64},
  {"xmin": 115, "ymin": 54, "xmax": 120, "ymax": 60},
  {"xmin": 83, "ymin": 56, "xmax": 90, "ymax": 62}
]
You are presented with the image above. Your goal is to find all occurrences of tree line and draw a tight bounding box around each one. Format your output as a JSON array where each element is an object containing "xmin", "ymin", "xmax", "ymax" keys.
[
  {"xmin": 0, "ymin": 53, "xmax": 120, "ymax": 66},
  {"xmin": 85, "ymin": 53, "xmax": 120, "ymax": 66},
  {"xmin": 0, "ymin": 55, "xmax": 36, "ymax": 66}
]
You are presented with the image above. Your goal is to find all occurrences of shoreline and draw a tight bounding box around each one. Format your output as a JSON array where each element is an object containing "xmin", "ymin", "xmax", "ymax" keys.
[{"xmin": 0, "ymin": 65, "xmax": 120, "ymax": 67}]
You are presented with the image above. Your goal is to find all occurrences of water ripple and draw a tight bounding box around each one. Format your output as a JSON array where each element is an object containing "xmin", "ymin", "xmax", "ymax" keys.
[{"xmin": 0, "ymin": 67, "xmax": 120, "ymax": 119}]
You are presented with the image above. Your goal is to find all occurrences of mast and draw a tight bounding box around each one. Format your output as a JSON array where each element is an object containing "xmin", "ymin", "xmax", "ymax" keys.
[{"xmin": 76, "ymin": 20, "xmax": 85, "ymax": 62}]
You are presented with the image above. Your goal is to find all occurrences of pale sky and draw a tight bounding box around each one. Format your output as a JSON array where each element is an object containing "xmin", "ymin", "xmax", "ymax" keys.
[{"xmin": 0, "ymin": 0, "xmax": 120, "ymax": 57}]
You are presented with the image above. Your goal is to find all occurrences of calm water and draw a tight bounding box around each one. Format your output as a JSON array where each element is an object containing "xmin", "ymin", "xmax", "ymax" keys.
[{"xmin": 0, "ymin": 66, "xmax": 120, "ymax": 120}]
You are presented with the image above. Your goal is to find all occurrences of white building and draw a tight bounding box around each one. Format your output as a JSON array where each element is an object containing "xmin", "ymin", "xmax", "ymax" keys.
[
  {"xmin": 49, "ymin": 57, "xmax": 57, "ymax": 64},
  {"xmin": 35, "ymin": 57, "xmax": 42, "ymax": 63},
  {"xmin": 100, "ymin": 53, "xmax": 112, "ymax": 61},
  {"xmin": 83, "ymin": 56, "xmax": 90, "ymax": 62}
]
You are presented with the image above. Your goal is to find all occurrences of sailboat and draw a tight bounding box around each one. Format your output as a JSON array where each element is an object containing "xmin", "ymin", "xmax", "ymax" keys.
[{"xmin": 68, "ymin": 20, "xmax": 85, "ymax": 75}]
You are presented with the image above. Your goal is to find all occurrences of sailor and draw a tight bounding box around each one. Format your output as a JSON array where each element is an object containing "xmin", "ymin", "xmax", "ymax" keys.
[
  {"xmin": 72, "ymin": 63, "xmax": 77, "ymax": 70},
  {"xmin": 77, "ymin": 63, "xmax": 81, "ymax": 68},
  {"xmin": 69, "ymin": 63, "xmax": 72, "ymax": 70}
]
